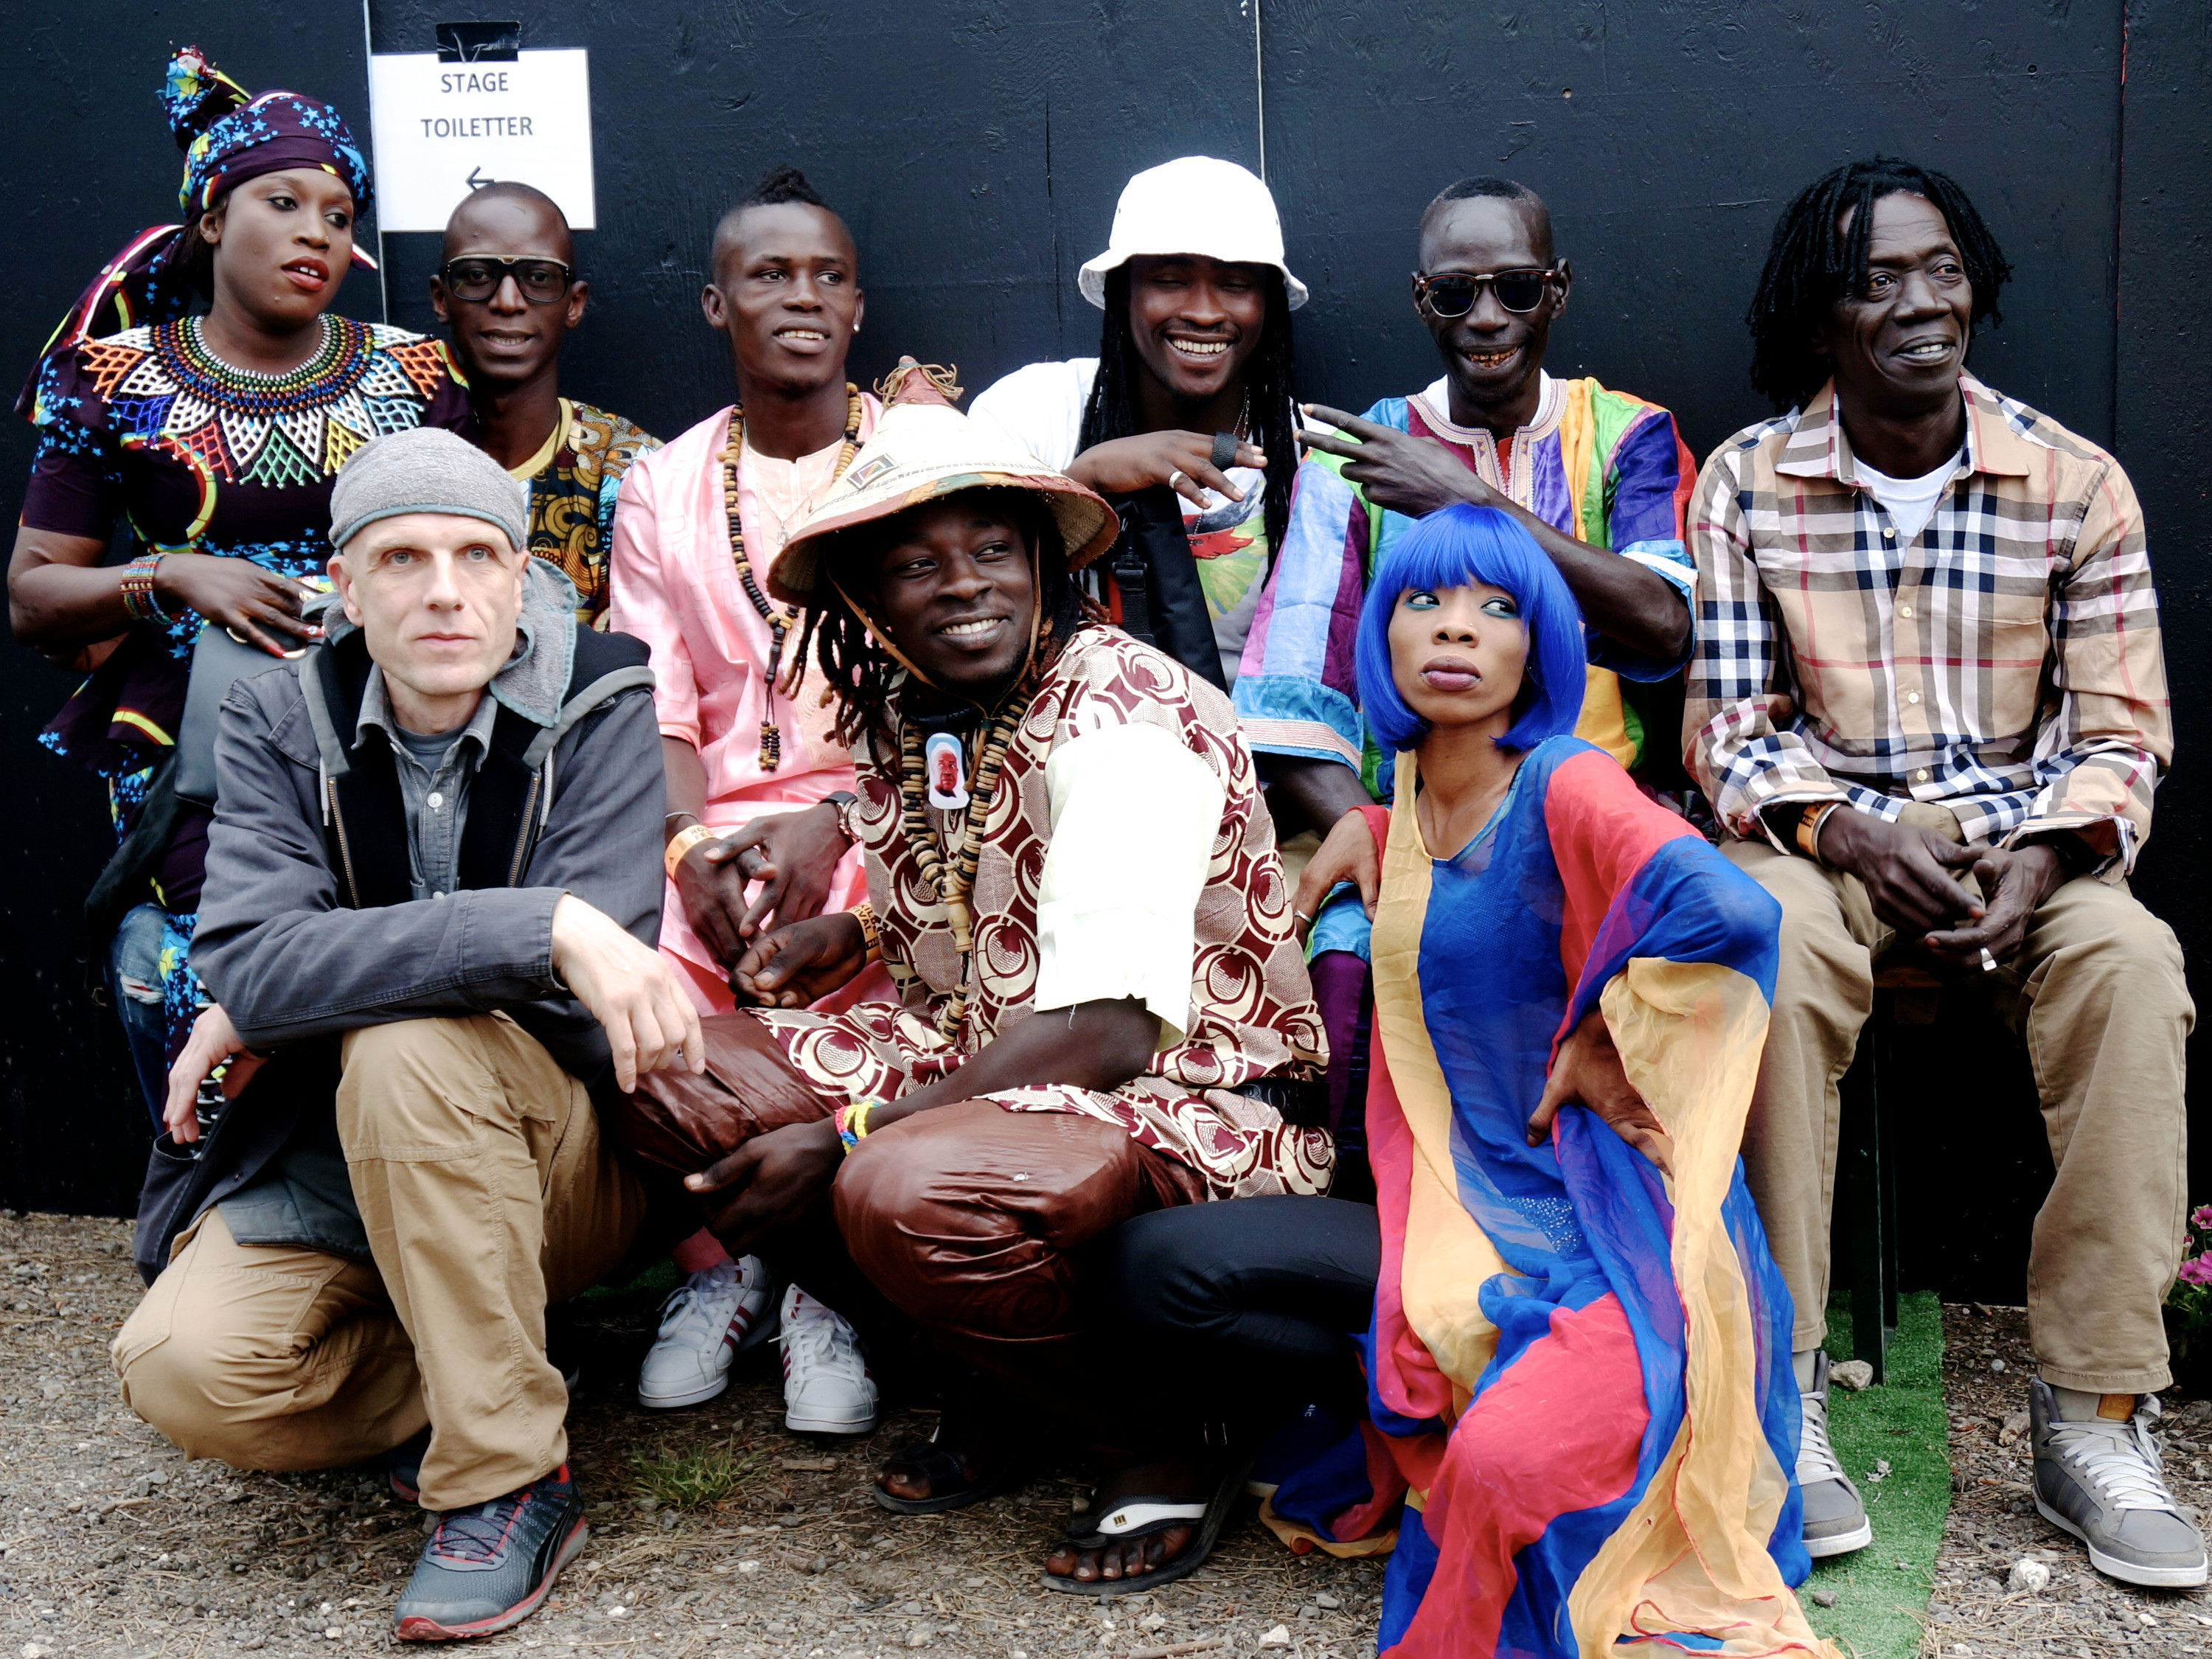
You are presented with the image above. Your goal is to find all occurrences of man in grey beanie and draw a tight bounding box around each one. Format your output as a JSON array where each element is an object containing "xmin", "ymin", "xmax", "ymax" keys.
[{"xmin": 111, "ymin": 427, "xmax": 703, "ymax": 1641}]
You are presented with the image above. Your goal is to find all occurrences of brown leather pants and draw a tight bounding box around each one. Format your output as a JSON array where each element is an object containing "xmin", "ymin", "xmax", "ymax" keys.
[{"xmin": 836, "ymin": 1100, "xmax": 1207, "ymax": 1416}]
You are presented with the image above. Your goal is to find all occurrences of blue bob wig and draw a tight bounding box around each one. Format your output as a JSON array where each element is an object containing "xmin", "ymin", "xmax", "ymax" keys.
[{"xmin": 1354, "ymin": 503, "xmax": 1586, "ymax": 753}]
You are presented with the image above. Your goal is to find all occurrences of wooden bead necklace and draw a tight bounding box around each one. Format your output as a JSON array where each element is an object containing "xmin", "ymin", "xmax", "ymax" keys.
[{"xmin": 719, "ymin": 384, "xmax": 864, "ymax": 772}]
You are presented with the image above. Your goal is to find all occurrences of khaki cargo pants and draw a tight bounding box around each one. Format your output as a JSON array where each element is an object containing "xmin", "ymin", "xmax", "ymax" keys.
[
  {"xmin": 1729, "ymin": 807, "xmax": 2191, "ymax": 1394},
  {"xmin": 113, "ymin": 1015, "xmax": 647, "ymax": 1509}
]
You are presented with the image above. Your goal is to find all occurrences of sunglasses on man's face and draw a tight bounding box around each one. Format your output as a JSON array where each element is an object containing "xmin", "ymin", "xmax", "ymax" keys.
[
  {"xmin": 1413, "ymin": 268, "xmax": 1562, "ymax": 319},
  {"xmin": 441, "ymin": 256, "xmax": 574, "ymax": 304}
]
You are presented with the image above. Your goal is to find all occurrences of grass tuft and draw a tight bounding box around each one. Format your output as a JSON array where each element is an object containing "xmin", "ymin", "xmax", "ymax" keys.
[{"xmin": 630, "ymin": 1444, "xmax": 767, "ymax": 1510}]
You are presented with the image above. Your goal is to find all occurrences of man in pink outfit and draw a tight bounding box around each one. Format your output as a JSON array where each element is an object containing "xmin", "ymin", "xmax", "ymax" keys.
[{"xmin": 607, "ymin": 165, "xmax": 883, "ymax": 1431}]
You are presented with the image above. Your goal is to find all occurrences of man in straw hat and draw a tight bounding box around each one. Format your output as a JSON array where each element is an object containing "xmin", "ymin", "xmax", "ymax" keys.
[{"xmin": 634, "ymin": 359, "xmax": 1329, "ymax": 1591}]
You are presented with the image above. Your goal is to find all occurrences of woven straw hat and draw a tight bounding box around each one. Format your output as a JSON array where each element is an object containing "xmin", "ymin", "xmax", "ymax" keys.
[
  {"xmin": 1077, "ymin": 156, "xmax": 1308, "ymax": 310},
  {"xmin": 768, "ymin": 361, "xmax": 1119, "ymax": 608}
]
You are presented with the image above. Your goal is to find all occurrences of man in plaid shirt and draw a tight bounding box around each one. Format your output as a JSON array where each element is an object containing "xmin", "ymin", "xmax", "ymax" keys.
[{"xmin": 1686, "ymin": 159, "xmax": 2197, "ymax": 1587}]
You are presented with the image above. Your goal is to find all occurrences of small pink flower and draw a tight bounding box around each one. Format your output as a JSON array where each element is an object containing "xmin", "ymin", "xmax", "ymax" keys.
[
  {"xmin": 2194, "ymin": 1206, "xmax": 2212, "ymax": 1231},
  {"xmin": 2180, "ymin": 1256, "xmax": 2212, "ymax": 1286}
]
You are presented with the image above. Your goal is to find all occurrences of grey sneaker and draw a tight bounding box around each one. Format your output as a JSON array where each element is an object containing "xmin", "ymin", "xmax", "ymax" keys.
[
  {"xmin": 1797, "ymin": 1351, "xmax": 1872, "ymax": 1557},
  {"xmin": 393, "ymin": 1464, "xmax": 588, "ymax": 1639},
  {"xmin": 2031, "ymin": 1378, "xmax": 2208, "ymax": 1588}
]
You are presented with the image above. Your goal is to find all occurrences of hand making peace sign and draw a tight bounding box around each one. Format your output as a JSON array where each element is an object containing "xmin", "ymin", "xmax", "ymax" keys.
[{"xmin": 1296, "ymin": 402, "xmax": 1505, "ymax": 521}]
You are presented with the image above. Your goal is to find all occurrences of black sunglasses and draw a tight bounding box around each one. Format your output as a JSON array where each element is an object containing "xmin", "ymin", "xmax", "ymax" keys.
[
  {"xmin": 440, "ymin": 256, "xmax": 574, "ymax": 304},
  {"xmin": 1413, "ymin": 266, "xmax": 1564, "ymax": 319}
]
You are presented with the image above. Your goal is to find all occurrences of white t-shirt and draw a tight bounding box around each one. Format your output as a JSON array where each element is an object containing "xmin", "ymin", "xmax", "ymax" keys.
[
  {"xmin": 1855, "ymin": 450, "xmax": 1961, "ymax": 544},
  {"xmin": 967, "ymin": 358, "xmax": 1274, "ymax": 688}
]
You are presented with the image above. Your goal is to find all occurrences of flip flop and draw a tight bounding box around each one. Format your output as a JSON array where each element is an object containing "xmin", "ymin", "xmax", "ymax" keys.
[
  {"xmin": 1041, "ymin": 1453, "xmax": 1254, "ymax": 1596},
  {"xmin": 872, "ymin": 1427, "xmax": 1026, "ymax": 1515}
]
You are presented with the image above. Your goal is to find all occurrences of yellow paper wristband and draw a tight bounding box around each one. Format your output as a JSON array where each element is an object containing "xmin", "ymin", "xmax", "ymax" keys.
[{"xmin": 664, "ymin": 822, "xmax": 718, "ymax": 881}]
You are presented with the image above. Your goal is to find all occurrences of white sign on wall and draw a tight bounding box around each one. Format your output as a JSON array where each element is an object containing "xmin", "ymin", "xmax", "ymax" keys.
[{"xmin": 366, "ymin": 49, "xmax": 596, "ymax": 232}]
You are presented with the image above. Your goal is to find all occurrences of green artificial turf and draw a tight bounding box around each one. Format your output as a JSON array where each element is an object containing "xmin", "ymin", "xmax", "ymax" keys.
[{"xmin": 1804, "ymin": 1290, "xmax": 1950, "ymax": 1658}]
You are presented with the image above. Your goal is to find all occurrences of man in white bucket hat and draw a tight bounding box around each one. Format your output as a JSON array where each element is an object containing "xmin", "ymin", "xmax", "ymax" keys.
[
  {"xmin": 629, "ymin": 359, "xmax": 1329, "ymax": 1594},
  {"xmin": 969, "ymin": 156, "xmax": 1307, "ymax": 695}
]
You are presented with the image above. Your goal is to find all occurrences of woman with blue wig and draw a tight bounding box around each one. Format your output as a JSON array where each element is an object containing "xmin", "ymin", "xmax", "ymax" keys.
[
  {"xmin": 7, "ymin": 48, "xmax": 472, "ymax": 1122},
  {"xmin": 1095, "ymin": 505, "xmax": 1838, "ymax": 1655}
]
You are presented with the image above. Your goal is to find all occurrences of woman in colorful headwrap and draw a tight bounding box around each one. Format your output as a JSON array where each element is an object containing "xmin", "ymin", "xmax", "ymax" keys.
[
  {"xmin": 7, "ymin": 48, "xmax": 472, "ymax": 1121},
  {"xmin": 1099, "ymin": 504, "xmax": 1840, "ymax": 1653}
]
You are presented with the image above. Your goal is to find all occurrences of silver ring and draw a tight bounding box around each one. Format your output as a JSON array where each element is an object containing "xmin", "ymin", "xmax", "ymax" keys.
[
  {"xmin": 1294, "ymin": 909, "xmax": 1315, "ymax": 925},
  {"xmin": 1978, "ymin": 947, "xmax": 1997, "ymax": 973},
  {"xmin": 1166, "ymin": 468, "xmax": 1189, "ymax": 493}
]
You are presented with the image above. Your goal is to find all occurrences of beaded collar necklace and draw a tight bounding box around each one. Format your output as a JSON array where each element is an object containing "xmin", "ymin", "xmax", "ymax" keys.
[
  {"xmin": 160, "ymin": 315, "xmax": 370, "ymax": 416},
  {"xmin": 719, "ymin": 385, "xmax": 863, "ymax": 773}
]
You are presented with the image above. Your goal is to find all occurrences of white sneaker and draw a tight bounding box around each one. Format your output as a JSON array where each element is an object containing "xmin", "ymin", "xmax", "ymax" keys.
[
  {"xmin": 636, "ymin": 1257, "xmax": 779, "ymax": 1410},
  {"xmin": 779, "ymin": 1284, "xmax": 879, "ymax": 1435}
]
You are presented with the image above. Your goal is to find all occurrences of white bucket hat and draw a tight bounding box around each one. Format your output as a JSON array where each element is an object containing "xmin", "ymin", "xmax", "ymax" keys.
[{"xmin": 1076, "ymin": 156, "xmax": 1308, "ymax": 311}]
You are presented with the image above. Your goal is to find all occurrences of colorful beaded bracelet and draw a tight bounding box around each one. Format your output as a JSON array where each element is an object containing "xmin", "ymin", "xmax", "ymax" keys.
[
  {"xmin": 119, "ymin": 554, "xmax": 170, "ymax": 624},
  {"xmin": 834, "ymin": 1100, "xmax": 880, "ymax": 1155}
]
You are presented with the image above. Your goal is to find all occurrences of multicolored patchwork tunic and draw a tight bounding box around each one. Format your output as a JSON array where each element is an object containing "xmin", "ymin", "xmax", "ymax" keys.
[
  {"xmin": 21, "ymin": 313, "xmax": 471, "ymax": 1046},
  {"xmin": 507, "ymin": 396, "xmax": 659, "ymax": 624},
  {"xmin": 1265, "ymin": 737, "xmax": 1833, "ymax": 1658},
  {"xmin": 1236, "ymin": 372, "xmax": 1696, "ymax": 779},
  {"xmin": 748, "ymin": 626, "xmax": 1332, "ymax": 1197}
]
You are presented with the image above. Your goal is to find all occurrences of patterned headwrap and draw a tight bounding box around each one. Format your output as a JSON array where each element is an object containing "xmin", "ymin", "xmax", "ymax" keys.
[{"xmin": 16, "ymin": 46, "xmax": 378, "ymax": 419}]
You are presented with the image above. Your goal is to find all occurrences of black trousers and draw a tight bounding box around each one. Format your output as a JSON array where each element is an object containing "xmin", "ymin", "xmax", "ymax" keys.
[{"xmin": 1091, "ymin": 1195, "xmax": 1382, "ymax": 1425}]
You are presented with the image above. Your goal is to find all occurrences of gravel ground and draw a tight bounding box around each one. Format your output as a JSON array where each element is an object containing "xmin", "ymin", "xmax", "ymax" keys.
[
  {"xmin": 1922, "ymin": 1304, "xmax": 2212, "ymax": 1658},
  {"xmin": 0, "ymin": 1211, "xmax": 1380, "ymax": 1659},
  {"xmin": 13, "ymin": 1212, "xmax": 2212, "ymax": 1659}
]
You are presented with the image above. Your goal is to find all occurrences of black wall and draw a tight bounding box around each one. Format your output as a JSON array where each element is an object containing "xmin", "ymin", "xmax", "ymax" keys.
[{"xmin": 5, "ymin": 4, "xmax": 2208, "ymax": 1295}]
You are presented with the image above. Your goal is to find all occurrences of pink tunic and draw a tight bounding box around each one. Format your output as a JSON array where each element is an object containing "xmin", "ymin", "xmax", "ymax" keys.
[{"xmin": 608, "ymin": 397, "xmax": 883, "ymax": 1013}]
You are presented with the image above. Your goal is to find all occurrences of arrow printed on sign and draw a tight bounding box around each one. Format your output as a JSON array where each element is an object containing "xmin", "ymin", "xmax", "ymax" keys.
[{"xmin": 467, "ymin": 166, "xmax": 490, "ymax": 189}]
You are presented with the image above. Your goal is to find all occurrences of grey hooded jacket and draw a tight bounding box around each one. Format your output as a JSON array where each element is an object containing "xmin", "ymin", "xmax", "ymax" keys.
[{"xmin": 136, "ymin": 560, "xmax": 662, "ymax": 1279}]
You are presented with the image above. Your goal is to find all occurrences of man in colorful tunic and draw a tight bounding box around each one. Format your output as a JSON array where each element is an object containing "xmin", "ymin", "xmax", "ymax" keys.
[
  {"xmin": 1686, "ymin": 157, "xmax": 2199, "ymax": 1586},
  {"xmin": 606, "ymin": 165, "xmax": 880, "ymax": 1429},
  {"xmin": 431, "ymin": 181, "xmax": 658, "ymax": 625},
  {"xmin": 655, "ymin": 361, "xmax": 1326, "ymax": 1586},
  {"xmin": 1233, "ymin": 174, "xmax": 1697, "ymax": 1192}
]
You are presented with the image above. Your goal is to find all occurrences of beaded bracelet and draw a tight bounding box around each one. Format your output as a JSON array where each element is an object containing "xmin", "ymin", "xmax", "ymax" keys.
[
  {"xmin": 119, "ymin": 554, "xmax": 170, "ymax": 624},
  {"xmin": 833, "ymin": 1099, "xmax": 880, "ymax": 1155}
]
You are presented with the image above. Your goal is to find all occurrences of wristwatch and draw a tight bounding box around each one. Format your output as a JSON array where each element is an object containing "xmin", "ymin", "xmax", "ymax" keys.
[{"xmin": 824, "ymin": 790, "xmax": 860, "ymax": 846}]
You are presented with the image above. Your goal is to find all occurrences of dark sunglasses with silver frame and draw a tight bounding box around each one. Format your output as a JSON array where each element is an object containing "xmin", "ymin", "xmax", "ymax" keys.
[
  {"xmin": 439, "ymin": 254, "xmax": 575, "ymax": 304},
  {"xmin": 1412, "ymin": 265, "xmax": 1568, "ymax": 319}
]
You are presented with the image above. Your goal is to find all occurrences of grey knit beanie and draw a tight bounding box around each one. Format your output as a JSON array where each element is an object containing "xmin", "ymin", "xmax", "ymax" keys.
[{"xmin": 329, "ymin": 427, "xmax": 528, "ymax": 553}]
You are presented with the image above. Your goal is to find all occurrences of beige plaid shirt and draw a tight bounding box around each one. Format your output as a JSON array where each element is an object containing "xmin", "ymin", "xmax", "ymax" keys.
[{"xmin": 1683, "ymin": 375, "xmax": 2169, "ymax": 877}]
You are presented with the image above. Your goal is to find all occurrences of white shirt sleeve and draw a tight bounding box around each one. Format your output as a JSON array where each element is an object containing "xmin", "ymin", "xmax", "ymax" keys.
[
  {"xmin": 966, "ymin": 359, "xmax": 1100, "ymax": 473},
  {"xmin": 1032, "ymin": 720, "xmax": 1225, "ymax": 1047}
]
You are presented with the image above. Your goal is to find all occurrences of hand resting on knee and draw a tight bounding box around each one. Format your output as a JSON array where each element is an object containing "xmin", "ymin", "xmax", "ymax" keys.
[{"xmin": 551, "ymin": 893, "xmax": 706, "ymax": 1092}]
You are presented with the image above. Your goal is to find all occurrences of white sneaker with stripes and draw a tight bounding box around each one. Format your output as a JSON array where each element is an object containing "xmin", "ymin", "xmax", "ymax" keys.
[
  {"xmin": 636, "ymin": 1256, "xmax": 779, "ymax": 1410},
  {"xmin": 779, "ymin": 1285, "xmax": 879, "ymax": 1435}
]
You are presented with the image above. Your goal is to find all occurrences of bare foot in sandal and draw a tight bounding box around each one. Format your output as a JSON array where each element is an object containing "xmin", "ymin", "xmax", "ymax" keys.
[
  {"xmin": 875, "ymin": 1402, "xmax": 1016, "ymax": 1512},
  {"xmin": 1044, "ymin": 1457, "xmax": 1206, "ymax": 1584}
]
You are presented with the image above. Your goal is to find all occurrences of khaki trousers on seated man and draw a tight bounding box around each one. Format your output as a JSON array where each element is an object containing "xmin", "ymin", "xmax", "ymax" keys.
[
  {"xmin": 1688, "ymin": 156, "xmax": 2197, "ymax": 1590},
  {"xmin": 112, "ymin": 427, "xmax": 703, "ymax": 1642},
  {"xmin": 117, "ymin": 1016, "xmax": 647, "ymax": 1504}
]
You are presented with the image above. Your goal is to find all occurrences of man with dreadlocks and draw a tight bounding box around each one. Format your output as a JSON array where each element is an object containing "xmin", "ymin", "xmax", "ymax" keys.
[
  {"xmin": 967, "ymin": 156, "xmax": 1300, "ymax": 694},
  {"xmin": 1237, "ymin": 175, "xmax": 1698, "ymax": 1197},
  {"xmin": 1685, "ymin": 157, "xmax": 2194, "ymax": 1587},
  {"xmin": 640, "ymin": 359, "xmax": 1327, "ymax": 1591},
  {"xmin": 607, "ymin": 164, "xmax": 883, "ymax": 1432}
]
